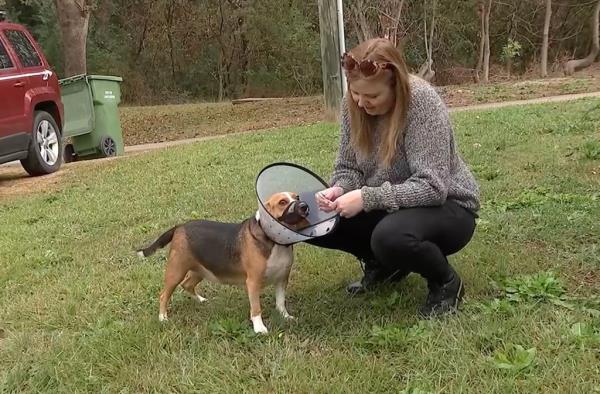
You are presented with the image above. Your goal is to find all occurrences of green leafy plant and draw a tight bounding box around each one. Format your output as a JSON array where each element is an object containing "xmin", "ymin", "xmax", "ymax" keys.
[
  {"xmin": 360, "ymin": 321, "xmax": 429, "ymax": 350},
  {"xmin": 568, "ymin": 322, "xmax": 600, "ymax": 348},
  {"xmin": 492, "ymin": 344, "xmax": 536, "ymax": 373},
  {"xmin": 491, "ymin": 273, "xmax": 600, "ymax": 316},
  {"xmin": 501, "ymin": 39, "xmax": 522, "ymax": 76},
  {"xmin": 370, "ymin": 290, "xmax": 403, "ymax": 309},
  {"xmin": 501, "ymin": 39, "xmax": 522, "ymax": 62},
  {"xmin": 209, "ymin": 318, "xmax": 257, "ymax": 343},
  {"xmin": 496, "ymin": 271, "xmax": 564, "ymax": 303},
  {"xmin": 582, "ymin": 140, "xmax": 600, "ymax": 160},
  {"xmin": 478, "ymin": 298, "xmax": 516, "ymax": 314}
]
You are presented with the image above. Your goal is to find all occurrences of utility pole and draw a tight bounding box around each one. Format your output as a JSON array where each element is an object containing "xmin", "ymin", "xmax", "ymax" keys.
[{"xmin": 318, "ymin": 0, "xmax": 346, "ymax": 121}]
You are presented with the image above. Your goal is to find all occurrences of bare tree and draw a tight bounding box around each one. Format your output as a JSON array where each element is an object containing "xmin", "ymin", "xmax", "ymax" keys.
[
  {"xmin": 54, "ymin": 0, "xmax": 91, "ymax": 77},
  {"xmin": 346, "ymin": 0, "xmax": 410, "ymax": 47},
  {"xmin": 377, "ymin": 0, "xmax": 406, "ymax": 46},
  {"xmin": 475, "ymin": 1, "xmax": 485, "ymax": 82},
  {"xmin": 541, "ymin": 0, "xmax": 552, "ymax": 77},
  {"xmin": 564, "ymin": 0, "xmax": 600, "ymax": 76},
  {"xmin": 238, "ymin": 0, "xmax": 250, "ymax": 96},
  {"xmin": 418, "ymin": 0, "xmax": 437, "ymax": 81},
  {"xmin": 216, "ymin": 0, "xmax": 230, "ymax": 101},
  {"xmin": 483, "ymin": 0, "xmax": 492, "ymax": 83},
  {"xmin": 350, "ymin": 0, "xmax": 373, "ymax": 43},
  {"xmin": 165, "ymin": 0, "xmax": 177, "ymax": 82},
  {"xmin": 475, "ymin": 0, "xmax": 493, "ymax": 83}
]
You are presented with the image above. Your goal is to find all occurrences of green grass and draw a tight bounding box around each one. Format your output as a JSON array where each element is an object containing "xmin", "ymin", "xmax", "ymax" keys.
[
  {"xmin": 444, "ymin": 75, "xmax": 600, "ymax": 107},
  {"xmin": 1, "ymin": 99, "xmax": 600, "ymax": 393}
]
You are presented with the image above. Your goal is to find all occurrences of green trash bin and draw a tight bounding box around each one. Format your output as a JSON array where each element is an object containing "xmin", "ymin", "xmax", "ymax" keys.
[{"xmin": 59, "ymin": 74, "xmax": 124, "ymax": 160}]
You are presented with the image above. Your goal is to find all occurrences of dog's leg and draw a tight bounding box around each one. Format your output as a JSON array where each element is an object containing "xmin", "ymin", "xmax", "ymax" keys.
[
  {"xmin": 275, "ymin": 280, "xmax": 294, "ymax": 320},
  {"xmin": 181, "ymin": 270, "xmax": 207, "ymax": 303},
  {"xmin": 159, "ymin": 233, "xmax": 192, "ymax": 322},
  {"xmin": 246, "ymin": 276, "xmax": 268, "ymax": 334},
  {"xmin": 159, "ymin": 265, "xmax": 187, "ymax": 322}
]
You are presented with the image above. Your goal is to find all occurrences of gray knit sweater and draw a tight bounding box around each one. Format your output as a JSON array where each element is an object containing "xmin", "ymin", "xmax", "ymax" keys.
[{"xmin": 330, "ymin": 75, "xmax": 480, "ymax": 213}]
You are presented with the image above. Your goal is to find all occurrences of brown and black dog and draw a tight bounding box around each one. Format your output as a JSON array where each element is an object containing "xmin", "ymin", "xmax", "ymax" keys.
[{"xmin": 137, "ymin": 192, "xmax": 310, "ymax": 334}]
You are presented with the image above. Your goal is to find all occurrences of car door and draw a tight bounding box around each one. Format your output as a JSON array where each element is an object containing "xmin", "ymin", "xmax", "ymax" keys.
[
  {"xmin": 4, "ymin": 27, "xmax": 45, "ymax": 123},
  {"xmin": 0, "ymin": 30, "xmax": 29, "ymax": 153}
]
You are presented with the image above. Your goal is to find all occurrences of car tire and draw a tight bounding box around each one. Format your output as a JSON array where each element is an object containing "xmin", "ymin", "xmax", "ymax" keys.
[{"xmin": 20, "ymin": 110, "xmax": 63, "ymax": 176}]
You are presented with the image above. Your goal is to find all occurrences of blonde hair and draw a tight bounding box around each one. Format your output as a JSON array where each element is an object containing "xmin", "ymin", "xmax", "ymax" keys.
[{"xmin": 344, "ymin": 38, "xmax": 411, "ymax": 167}]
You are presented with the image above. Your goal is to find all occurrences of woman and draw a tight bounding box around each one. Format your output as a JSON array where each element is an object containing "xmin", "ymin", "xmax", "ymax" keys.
[{"xmin": 307, "ymin": 38, "xmax": 480, "ymax": 318}]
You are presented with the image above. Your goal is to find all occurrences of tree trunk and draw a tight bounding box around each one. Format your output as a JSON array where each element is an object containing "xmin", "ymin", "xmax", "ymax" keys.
[
  {"xmin": 54, "ymin": 0, "xmax": 90, "ymax": 77},
  {"xmin": 417, "ymin": 0, "xmax": 436, "ymax": 82},
  {"xmin": 238, "ymin": 1, "xmax": 249, "ymax": 97},
  {"xmin": 351, "ymin": 14, "xmax": 365, "ymax": 43},
  {"xmin": 134, "ymin": 17, "xmax": 149, "ymax": 63},
  {"xmin": 318, "ymin": 0, "xmax": 344, "ymax": 120},
  {"xmin": 392, "ymin": 0, "xmax": 406, "ymax": 45},
  {"xmin": 216, "ymin": 0, "xmax": 229, "ymax": 101},
  {"xmin": 352, "ymin": 0, "xmax": 372, "ymax": 43},
  {"xmin": 475, "ymin": 1, "xmax": 485, "ymax": 81},
  {"xmin": 483, "ymin": 0, "xmax": 492, "ymax": 83},
  {"xmin": 165, "ymin": 1, "xmax": 176, "ymax": 82},
  {"xmin": 378, "ymin": 0, "xmax": 405, "ymax": 46},
  {"xmin": 541, "ymin": 0, "xmax": 552, "ymax": 77},
  {"xmin": 564, "ymin": 0, "xmax": 600, "ymax": 76}
]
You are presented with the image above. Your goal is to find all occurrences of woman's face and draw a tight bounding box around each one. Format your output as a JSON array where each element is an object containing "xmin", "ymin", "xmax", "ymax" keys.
[{"xmin": 349, "ymin": 77, "xmax": 395, "ymax": 116}]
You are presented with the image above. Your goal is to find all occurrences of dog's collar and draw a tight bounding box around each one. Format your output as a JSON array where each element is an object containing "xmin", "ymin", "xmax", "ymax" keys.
[{"xmin": 255, "ymin": 210, "xmax": 261, "ymax": 222}]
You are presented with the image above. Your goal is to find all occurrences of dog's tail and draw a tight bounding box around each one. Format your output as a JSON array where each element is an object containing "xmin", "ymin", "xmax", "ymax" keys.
[{"xmin": 136, "ymin": 227, "xmax": 177, "ymax": 258}]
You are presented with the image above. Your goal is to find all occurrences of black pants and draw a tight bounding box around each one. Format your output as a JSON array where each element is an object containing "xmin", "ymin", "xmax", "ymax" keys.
[{"xmin": 305, "ymin": 200, "xmax": 477, "ymax": 285}]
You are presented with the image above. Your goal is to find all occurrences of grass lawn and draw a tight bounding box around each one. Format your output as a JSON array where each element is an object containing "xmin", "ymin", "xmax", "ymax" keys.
[
  {"xmin": 1, "ymin": 99, "xmax": 599, "ymax": 393},
  {"xmin": 118, "ymin": 74, "xmax": 600, "ymax": 147},
  {"xmin": 438, "ymin": 75, "xmax": 600, "ymax": 107},
  {"xmin": 119, "ymin": 96, "xmax": 325, "ymax": 146}
]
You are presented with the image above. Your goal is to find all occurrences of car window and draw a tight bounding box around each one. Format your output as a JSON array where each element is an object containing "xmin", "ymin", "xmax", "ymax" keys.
[
  {"xmin": 5, "ymin": 29, "xmax": 41, "ymax": 68},
  {"xmin": 0, "ymin": 39, "xmax": 14, "ymax": 69}
]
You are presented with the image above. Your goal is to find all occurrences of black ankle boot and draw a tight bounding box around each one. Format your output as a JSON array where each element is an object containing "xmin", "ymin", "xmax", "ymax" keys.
[
  {"xmin": 419, "ymin": 269, "xmax": 465, "ymax": 318},
  {"xmin": 346, "ymin": 259, "xmax": 408, "ymax": 295}
]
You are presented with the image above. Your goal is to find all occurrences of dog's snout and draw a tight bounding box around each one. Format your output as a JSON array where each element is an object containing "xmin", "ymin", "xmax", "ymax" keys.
[{"xmin": 298, "ymin": 201, "xmax": 309, "ymax": 214}]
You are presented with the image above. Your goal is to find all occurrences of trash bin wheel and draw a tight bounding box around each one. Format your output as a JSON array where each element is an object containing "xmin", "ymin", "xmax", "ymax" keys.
[
  {"xmin": 99, "ymin": 136, "xmax": 117, "ymax": 158},
  {"xmin": 63, "ymin": 143, "xmax": 76, "ymax": 163}
]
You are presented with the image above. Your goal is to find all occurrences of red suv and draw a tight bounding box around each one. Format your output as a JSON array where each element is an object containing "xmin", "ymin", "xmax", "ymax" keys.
[{"xmin": 0, "ymin": 15, "xmax": 64, "ymax": 176}]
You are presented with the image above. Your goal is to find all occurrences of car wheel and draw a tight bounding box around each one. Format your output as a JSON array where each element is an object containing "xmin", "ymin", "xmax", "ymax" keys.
[{"xmin": 20, "ymin": 110, "xmax": 63, "ymax": 176}]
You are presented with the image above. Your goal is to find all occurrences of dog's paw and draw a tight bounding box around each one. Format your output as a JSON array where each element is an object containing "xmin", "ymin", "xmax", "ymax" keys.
[
  {"xmin": 158, "ymin": 313, "xmax": 169, "ymax": 322},
  {"xmin": 251, "ymin": 315, "xmax": 269, "ymax": 334},
  {"xmin": 196, "ymin": 295, "xmax": 208, "ymax": 303},
  {"xmin": 254, "ymin": 325, "xmax": 269, "ymax": 335},
  {"xmin": 278, "ymin": 308, "xmax": 295, "ymax": 320}
]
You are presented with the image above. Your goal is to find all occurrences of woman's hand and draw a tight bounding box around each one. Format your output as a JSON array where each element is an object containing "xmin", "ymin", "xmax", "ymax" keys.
[
  {"xmin": 316, "ymin": 186, "xmax": 344, "ymax": 212},
  {"xmin": 331, "ymin": 189, "xmax": 364, "ymax": 218}
]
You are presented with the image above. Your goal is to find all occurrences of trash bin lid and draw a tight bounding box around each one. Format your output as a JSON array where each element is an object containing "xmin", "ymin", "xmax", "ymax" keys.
[
  {"xmin": 255, "ymin": 162, "xmax": 339, "ymax": 245},
  {"xmin": 87, "ymin": 75, "xmax": 123, "ymax": 82},
  {"xmin": 59, "ymin": 74, "xmax": 87, "ymax": 86}
]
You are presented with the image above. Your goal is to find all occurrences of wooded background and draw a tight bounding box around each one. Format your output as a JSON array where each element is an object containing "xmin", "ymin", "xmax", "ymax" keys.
[{"xmin": 2, "ymin": 0, "xmax": 599, "ymax": 105}]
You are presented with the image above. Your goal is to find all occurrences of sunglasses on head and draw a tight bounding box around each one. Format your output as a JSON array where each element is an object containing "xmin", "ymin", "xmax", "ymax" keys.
[{"xmin": 341, "ymin": 52, "xmax": 391, "ymax": 76}]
